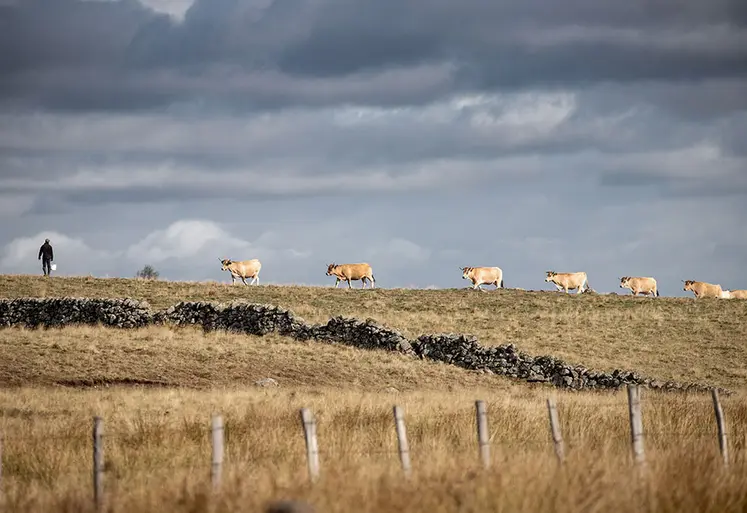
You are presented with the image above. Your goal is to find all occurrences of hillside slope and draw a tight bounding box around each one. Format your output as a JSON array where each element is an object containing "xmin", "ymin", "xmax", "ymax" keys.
[
  {"xmin": 2, "ymin": 274, "xmax": 747, "ymax": 390},
  {"xmin": 0, "ymin": 325, "xmax": 510, "ymax": 391}
]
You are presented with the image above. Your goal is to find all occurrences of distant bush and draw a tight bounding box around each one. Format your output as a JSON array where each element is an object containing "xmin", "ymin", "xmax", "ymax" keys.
[{"xmin": 135, "ymin": 265, "xmax": 160, "ymax": 280}]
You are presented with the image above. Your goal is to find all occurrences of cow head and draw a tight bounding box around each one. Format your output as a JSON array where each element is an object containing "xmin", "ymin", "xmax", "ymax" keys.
[
  {"xmin": 326, "ymin": 263, "xmax": 337, "ymax": 276},
  {"xmin": 619, "ymin": 276, "xmax": 630, "ymax": 288},
  {"xmin": 219, "ymin": 258, "xmax": 232, "ymax": 271},
  {"xmin": 460, "ymin": 267, "xmax": 473, "ymax": 280},
  {"xmin": 683, "ymin": 280, "xmax": 694, "ymax": 291},
  {"xmin": 545, "ymin": 271, "xmax": 556, "ymax": 282}
]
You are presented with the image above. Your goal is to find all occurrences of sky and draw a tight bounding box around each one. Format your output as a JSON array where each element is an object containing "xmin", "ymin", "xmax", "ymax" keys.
[{"xmin": 1, "ymin": 0, "xmax": 746, "ymax": 295}]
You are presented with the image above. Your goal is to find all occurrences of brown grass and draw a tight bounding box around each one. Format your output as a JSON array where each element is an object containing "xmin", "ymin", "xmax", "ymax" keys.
[
  {"xmin": 1, "ymin": 274, "xmax": 747, "ymax": 512},
  {"xmin": 0, "ymin": 386, "xmax": 746, "ymax": 513},
  {"xmin": 2, "ymin": 274, "xmax": 747, "ymax": 390},
  {"xmin": 0, "ymin": 325, "xmax": 511, "ymax": 391}
]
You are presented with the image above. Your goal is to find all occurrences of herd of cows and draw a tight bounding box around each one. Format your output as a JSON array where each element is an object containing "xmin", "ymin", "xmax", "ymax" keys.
[{"xmin": 218, "ymin": 258, "xmax": 747, "ymax": 299}]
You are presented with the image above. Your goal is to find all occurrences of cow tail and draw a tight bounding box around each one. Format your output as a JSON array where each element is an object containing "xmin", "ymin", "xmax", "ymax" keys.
[
  {"xmin": 500, "ymin": 278, "xmax": 504, "ymax": 288},
  {"xmin": 656, "ymin": 289, "xmax": 660, "ymax": 297}
]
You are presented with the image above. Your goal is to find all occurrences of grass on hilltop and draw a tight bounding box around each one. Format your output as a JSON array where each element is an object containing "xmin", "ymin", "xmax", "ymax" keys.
[{"xmin": 2, "ymin": 274, "xmax": 747, "ymax": 391}]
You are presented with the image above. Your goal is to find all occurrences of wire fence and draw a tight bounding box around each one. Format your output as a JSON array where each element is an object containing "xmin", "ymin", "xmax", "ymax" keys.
[{"xmin": 0, "ymin": 385, "xmax": 737, "ymax": 511}]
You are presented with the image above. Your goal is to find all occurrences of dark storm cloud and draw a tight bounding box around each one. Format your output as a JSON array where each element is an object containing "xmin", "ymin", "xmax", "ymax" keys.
[{"xmin": 1, "ymin": 0, "xmax": 746, "ymax": 113}]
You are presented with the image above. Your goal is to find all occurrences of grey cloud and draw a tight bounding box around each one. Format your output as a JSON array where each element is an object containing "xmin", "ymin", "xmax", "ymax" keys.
[
  {"xmin": 600, "ymin": 173, "xmax": 747, "ymax": 198},
  {"xmin": 2, "ymin": 0, "xmax": 747, "ymax": 113},
  {"xmin": 0, "ymin": 83, "xmax": 732, "ymax": 162}
]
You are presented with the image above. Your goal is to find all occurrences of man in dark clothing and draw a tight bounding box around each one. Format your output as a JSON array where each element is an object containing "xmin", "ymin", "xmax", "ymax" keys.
[{"xmin": 38, "ymin": 238, "xmax": 54, "ymax": 276}]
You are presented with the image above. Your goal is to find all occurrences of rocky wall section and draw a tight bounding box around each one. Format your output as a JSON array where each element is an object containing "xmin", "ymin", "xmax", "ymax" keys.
[
  {"xmin": 0, "ymin": 297, "xmax": 152, "ymax": 329},
  {"xmin": 155, "ymin": 301, "xmax": 413, "ymax": 353},
  {"xmin": 0, "ymin": 298, "xmax": 727, "ymax": 394}
]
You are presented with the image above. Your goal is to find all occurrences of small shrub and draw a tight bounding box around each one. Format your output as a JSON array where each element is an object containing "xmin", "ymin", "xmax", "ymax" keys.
[{"xmin": 135, "ymin": 265, "xmax": 160, "ymax": 280}]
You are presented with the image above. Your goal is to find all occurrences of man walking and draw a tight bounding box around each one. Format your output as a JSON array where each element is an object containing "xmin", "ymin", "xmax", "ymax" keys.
[{"xmin": 38, "ymin": 238, "xmax": 54, "ymax": 276}]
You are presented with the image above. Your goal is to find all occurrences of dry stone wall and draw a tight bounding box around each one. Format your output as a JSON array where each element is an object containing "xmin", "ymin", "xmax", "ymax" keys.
[
  {"xmin": 155, "ymin": 301, "xmax": 413, "ymax": 353},
  {"xmin": 0, "ymin": 297, "xmax": 727, "ymax": 394},
  {"xmin": 0, "ymin": 297, "xmax": 152, "ymax": 329}
]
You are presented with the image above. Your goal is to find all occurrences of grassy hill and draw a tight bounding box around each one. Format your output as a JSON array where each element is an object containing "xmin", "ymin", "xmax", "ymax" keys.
[
  {"xmin": 0, "ymin": 325, "xmax": 512, "ymax": 391},
  {"xmin": 2, "ymin": 274, "xmax": 746, "ymax": 391},
  {"xmin": 1, "ymin": 274, "xmax": 747, "ymax": 513}
]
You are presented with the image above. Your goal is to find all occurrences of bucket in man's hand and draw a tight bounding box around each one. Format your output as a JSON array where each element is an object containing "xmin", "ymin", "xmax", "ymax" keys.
[{"xmin": 51, "ymin": 264, "xmax": 57, "ymax": 271}]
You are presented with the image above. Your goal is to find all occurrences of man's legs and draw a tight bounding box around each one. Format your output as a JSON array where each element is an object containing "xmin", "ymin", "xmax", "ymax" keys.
[{"xmin": 42, "ymin": 258, "xmax": 51, "ymax": 276}]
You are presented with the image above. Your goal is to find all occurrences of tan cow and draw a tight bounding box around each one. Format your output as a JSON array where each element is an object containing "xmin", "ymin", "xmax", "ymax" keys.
[
  {"xmin": 460, "ymin": 266, "xmax": 504, "ymax": 291},
  {"xmin": 721, "ymin": 289, "xmax": 747, "ymax": 299},
  {"xmin": 619, "ymin": 276, "xmax": 659, "ymax": 297},
  {"xmin": 545, "ymin": 271, "xmax": 591, "ymax": 294},
  {"xmin": 326, "ymin": 262, "xmax": 375, "ymax": 289},
  {"xmin": 682, "ymin": 280, "xmax": 722, "ymax": 299},
  {"xmin": 219, "ymin": 257, "xmax": 262, "ymax": 285}
]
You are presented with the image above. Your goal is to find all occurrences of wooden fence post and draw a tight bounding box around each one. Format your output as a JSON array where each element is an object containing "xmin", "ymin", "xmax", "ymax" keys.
[
  {"xmin": 299, "ymin": 408, "xmax": 320, "ymax": 483},
  {"xmin": 0, "ymin": 432, "xmax": 3, "ymax": 494},
  {"xmin": 211, "ymin": 415, "xmax": 224, "ymax": 490},
  {"xmin": 711, "ymin": 388, "xmax": 729, "ymax": 468},
  {"xmin": 92, "ymin": 416, "xmax": 104, "ymax": 512},
  {"xmin": 475, "ymin": 400, "xmax": 490, "ymax": 469},
  {"xmin": 546, "ymin": 398, "xmax": 566, "ymax": 464},
  {"xmin": 627, "ymin": 385, "xmax": 646, "ymax": 466},
  {"xmin": 393, "ymin": 405, "xmax": 412, "ymax": 478}
]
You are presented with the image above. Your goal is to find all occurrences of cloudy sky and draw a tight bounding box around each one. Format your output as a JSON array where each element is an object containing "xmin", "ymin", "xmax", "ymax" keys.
[{"xmin": 1, "ymin": 0, "xmax": 746, "ymax": 295}]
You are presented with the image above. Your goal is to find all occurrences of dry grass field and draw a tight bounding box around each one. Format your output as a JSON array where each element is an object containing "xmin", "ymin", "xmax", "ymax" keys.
[
  {"xmin": 1, "ymin": 274, "xmax": 747, "ymax": 512},
  {"xmin": 2, "ymin": 274, "xmax": 747, "ymax": 389},
  {"xmin": 1, "ymin": 384, "xmax": 746, "ymax": 513}
]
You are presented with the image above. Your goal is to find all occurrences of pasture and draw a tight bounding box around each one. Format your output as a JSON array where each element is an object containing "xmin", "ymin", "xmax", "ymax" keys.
[
  {"xmin": 1, "ymin": 274, "xmax": 747, "ymax": 512},
  {"xmin": 2, "ymin": 275, "xmax": 747, "ymax": 390}
]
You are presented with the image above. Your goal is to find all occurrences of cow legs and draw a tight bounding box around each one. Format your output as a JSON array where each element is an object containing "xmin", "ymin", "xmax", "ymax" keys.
[
  {"xmin": 347, "ymin": 278, "xmax": 353, "ymax": 289},
  {"xmin": 334, "ymin": 278, "xmax": 340, "ymax": 288},
  {"xmin": 250, "ymin": 274, "xmax": 259, "ymax": 285},
  {"xmin": 241, "ymin": 276, "xmax": 248, "ymax": 285}
]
